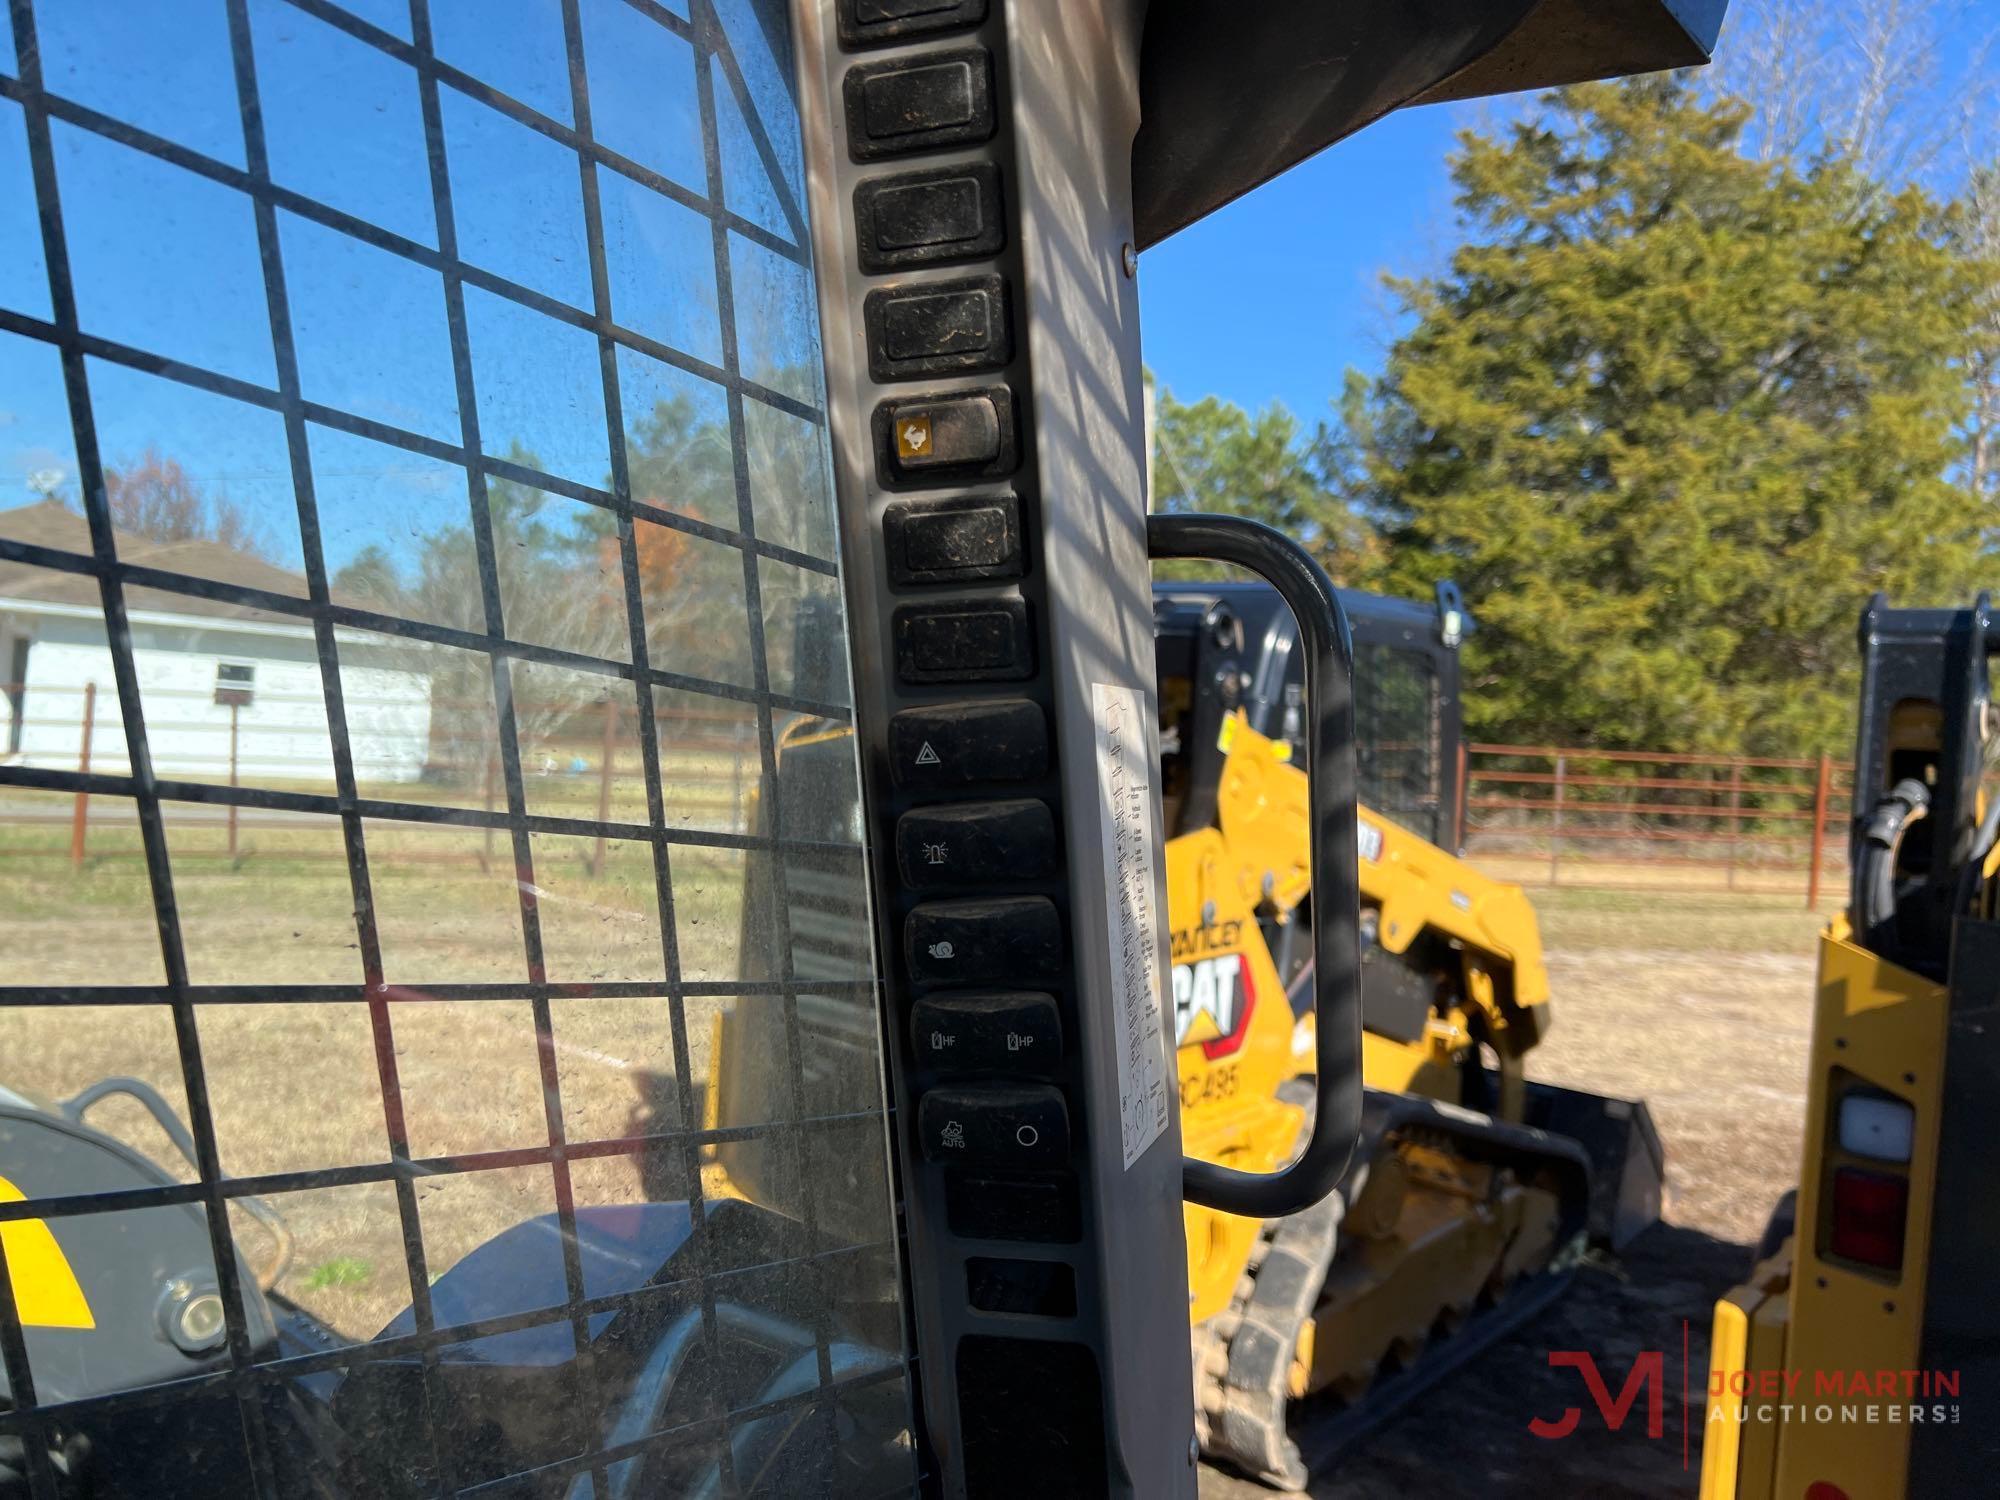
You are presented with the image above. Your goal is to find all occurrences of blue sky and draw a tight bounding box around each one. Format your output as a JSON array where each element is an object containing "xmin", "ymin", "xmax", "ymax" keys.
[{"xmin": 1137, "ymin": 102, "xmax": 1476, "ymax": 433}]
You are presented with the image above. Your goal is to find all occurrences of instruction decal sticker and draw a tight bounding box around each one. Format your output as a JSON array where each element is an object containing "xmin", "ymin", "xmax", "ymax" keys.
[{"xmin": 1094, "ymin": 681, "xmax": 1173, "ymax": 1168}]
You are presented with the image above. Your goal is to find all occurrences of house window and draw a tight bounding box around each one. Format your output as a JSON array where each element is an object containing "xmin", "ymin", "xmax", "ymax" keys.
[{"xmin": 213, "ymin": 660, "xmax": 255, "ymax": 708}]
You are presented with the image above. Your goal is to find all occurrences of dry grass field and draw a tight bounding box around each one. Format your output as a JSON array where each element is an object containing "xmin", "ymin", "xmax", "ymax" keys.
[
  {"xmin": 4, "ymin": 807, "xmax": 1829, "ymax": 1494},
  {"xmin": 0, "ymin": 794, "xmax": 768, "ymax": 1341}
]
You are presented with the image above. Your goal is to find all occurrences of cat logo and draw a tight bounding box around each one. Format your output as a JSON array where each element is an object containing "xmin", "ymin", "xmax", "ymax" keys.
[{"xmin": 1172, "ymin": 952, "xmax": 1256, "ymax": 1060}]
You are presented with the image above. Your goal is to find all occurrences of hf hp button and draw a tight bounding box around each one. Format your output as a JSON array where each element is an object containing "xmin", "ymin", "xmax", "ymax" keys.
[{"xmin": 911, "ymin": 993, "xmax": 1062, "ymax": 1076}]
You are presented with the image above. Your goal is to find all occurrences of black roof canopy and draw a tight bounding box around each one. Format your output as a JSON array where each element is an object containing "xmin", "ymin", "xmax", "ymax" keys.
[{"xmin": 1133, "ymin": 0, "xmax": 1729, "ymax": 247}]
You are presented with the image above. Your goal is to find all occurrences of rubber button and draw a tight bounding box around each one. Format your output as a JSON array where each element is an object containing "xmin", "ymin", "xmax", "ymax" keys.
[
  {"xmin": 873, "ymin": 387, "xmax": 1017, "ymax": 487},
  {"xmin": 844, "ymin": 49, "xmax": 994, "ymax": 161},
  {"xmin": 855, "ymin": 163, "xmax": 1004, "ymax": 272},
  {"xmin": 865, "ymin": 274, "xmax": 1011, "ymax": 381},
  {"xmin": 886, "ymin": 496, "xmax": 1021, "ymax": 585},
  {"xmin": 893, "ymin": 597, "xmax": 1033, "ymax": 683},
  {"xmin": 905, "ymin": 895, "xmax": 1062, "ymax": 986},
  {"xmin": 897, "ymin": 799, "xmax": 1055, "ymax": 887},
  {"xmin": 918, "ymin": 1084, "xmax": 1068, "ymax": 1168},
  {"xmin": 839, "ymin": 0, "xmax": 987, "ymax": 52},
  {"xmin": 889, "ymin": 699, "xmax": 1048, "ymax": 788},
  {"xmin": 911, "ymin": 992, "xmax": 1062, "ymax": 1074}
]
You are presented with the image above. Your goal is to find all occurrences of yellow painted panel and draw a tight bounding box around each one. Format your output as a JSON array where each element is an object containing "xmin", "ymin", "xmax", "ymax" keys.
[
  {"xmin": 1702, "ymin": 1289, "xmax": 1754, "ymax": 1499},
  {"xmin": 1771, "ymin": 932, "xmax": 1945, "ymax": 1500},
  {"xmin": 1737, "ymin": 1265, "xmax": 1791, "ymax": 1498},
  {"xmin": 0, "ymin": 1174, "xmax": 95, "ymax": 1331}
]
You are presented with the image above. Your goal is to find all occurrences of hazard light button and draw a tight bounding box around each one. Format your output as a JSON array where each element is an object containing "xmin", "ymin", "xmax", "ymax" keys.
[{"xmin": 889, "ymin": 699, "xmax": 1047, "ymax": 788}]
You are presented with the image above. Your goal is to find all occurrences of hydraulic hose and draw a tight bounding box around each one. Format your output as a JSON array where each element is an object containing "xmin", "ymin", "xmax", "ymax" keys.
[
  {"xmin": 1949, "ymin": 783, "xmax": 2000, "ymax": 921},
  {"xmin": 1857, "ymin": 778, "xmax": 1931, "ymax": 948}
]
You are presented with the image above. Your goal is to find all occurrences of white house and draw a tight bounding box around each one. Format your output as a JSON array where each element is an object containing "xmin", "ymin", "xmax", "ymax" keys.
[{"xmin": 0, "ymin": 500, "xmax": 434, "ymax": 785}]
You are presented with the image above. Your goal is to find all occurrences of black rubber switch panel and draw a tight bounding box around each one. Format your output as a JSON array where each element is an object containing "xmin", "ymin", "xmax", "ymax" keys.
[
  {"xmin": 918, "ymin": 1084, "xmax": 1069, "ymax": 1168},
  {"xmin": 844, "ymin": 48, "xmax": 994, "ymax": 162},
  {"xmin": 865, "ymin": 273, "xmax": 1011, "ymax": 381},
  {"xmin": 905, "ymin": 896, "xmax": 1062, "ymax": 986},
  {"xmin": 873, "ymin": 387, "xmax": 1017, "ymax": 488},
  {"xmin": 911, "ymin": 992, "xmax": 1062, "ymax": 1073},
  {"xmin": 838, "ymin": 0, "xmax": 986, "ymax": 51},
  {"xmin": 886, "ymin": 495, "xmax": 1021, "ymax": 584},
  {"xmin": 855, "ymin": 163, "xmax": 1004, "ymax": 272},
  {"xmin": 889, "ymin": 699, "xmax": 1047, "ymax": 788},
  {"xmin": 898, "ymin": 799, "xmax": 1055, "ymax": 887},
  {"xmin": 893, "ymin": 597, "xmax": 1032, "ymax": 683}
]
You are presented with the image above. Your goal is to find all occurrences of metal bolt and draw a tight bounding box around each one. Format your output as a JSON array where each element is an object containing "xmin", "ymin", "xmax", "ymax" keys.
[
  {"xmin": 1189, "ymin": 1433, "xmax": 1200, "ymax": 1466},
  {"xmin": 1121, "ymin": 242, "xmax": 1138, "ymax": 279}
]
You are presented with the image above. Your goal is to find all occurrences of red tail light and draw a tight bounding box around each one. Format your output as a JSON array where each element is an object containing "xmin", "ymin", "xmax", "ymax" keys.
[
  {"xmin": 1805, "ymin": 1483, "xmax": 1850, "ymax": 1500},
  {"xmin": 1829, "ymin": 1167, "xmax": 1908, "ymax": 1272}
]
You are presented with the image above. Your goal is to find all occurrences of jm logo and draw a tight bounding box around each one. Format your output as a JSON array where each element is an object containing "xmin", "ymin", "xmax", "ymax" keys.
[{"xmin": 1529, "ymin": 1352, "xmax": 1666, "ymax": 1441}]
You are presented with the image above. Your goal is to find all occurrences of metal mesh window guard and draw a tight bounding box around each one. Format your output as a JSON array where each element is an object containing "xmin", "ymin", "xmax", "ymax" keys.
[
  {"xmin": 1352, "ymin": 641, "xmax": 1441, "ymax": 847},
  {"xmin": 0, "ymin": 2, "xmax": 914, "ymax": 1495}
]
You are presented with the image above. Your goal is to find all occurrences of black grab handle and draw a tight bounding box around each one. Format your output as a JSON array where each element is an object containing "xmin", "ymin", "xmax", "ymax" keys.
[{"xmin": 1148, "ymin": 512, "xmax": 1363, "ymax": 1218}]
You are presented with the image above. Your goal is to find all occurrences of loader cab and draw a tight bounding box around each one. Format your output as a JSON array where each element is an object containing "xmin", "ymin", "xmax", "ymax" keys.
[
  {"xmin": 0, "ymin": 1, "xmax": 1723, "ymax": 1496},
  {"xmin": 1704, "ymin": 596, "xmax": 2000, "ymax": 1499},
  {"xmin": 1154, "ymin": 580, "xmax": 1471, "ymax": 851}
]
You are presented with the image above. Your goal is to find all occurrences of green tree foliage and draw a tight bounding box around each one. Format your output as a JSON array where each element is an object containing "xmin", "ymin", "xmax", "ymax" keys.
[
  {"xmin": 1345, "ymin": 75, "xmax": 1987, "ymax": 756},
  {"xmin": 1150, "ymin": 384, "xmax": 1377, "ymax": 583}
]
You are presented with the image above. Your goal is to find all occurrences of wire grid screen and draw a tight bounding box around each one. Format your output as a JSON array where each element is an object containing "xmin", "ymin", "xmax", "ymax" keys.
[{"xmin": 0, "ymin": 1, "xmax": 916, "ymax": 1496}]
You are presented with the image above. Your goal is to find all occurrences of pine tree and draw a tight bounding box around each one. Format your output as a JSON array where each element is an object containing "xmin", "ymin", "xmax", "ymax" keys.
[{"xmin": 1349, "ymin": 75, "xmax": 1986, "ymax": 756}]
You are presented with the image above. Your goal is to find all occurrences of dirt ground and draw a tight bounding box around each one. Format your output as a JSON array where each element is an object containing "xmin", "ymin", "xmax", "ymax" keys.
[{"xmin": 1203, "ymin": 887, "xmax": 1828, "ymax": 1500}]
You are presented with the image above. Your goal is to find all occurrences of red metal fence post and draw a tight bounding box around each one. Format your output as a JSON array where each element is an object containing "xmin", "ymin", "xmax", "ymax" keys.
[
  {"xmin": 70, "ymin": 682, "xmax": 95, "ymax": 868},
  {"xmin": 1807, "ymin": 751, "xmax": 1832, "ymax": 909},
  {"xmin": 1549, "ymin": 752, "xmax": 1567, "ymax": 887},
  {"xmin": 1726, "ymin": 759, "xmax": 1742, "ymax": 891}
]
